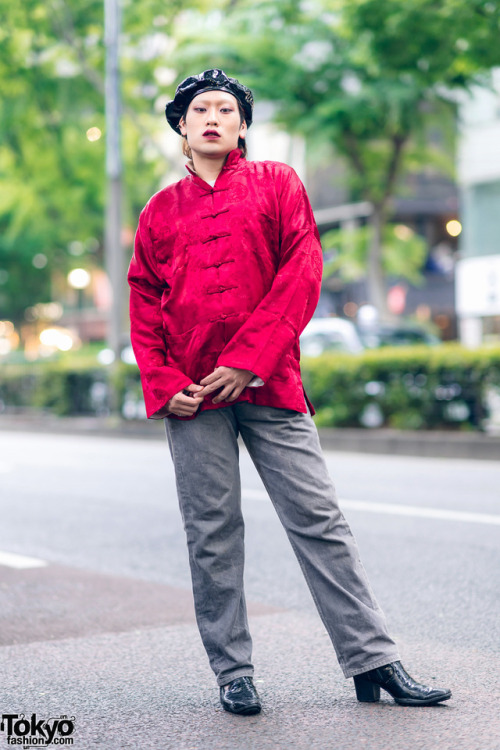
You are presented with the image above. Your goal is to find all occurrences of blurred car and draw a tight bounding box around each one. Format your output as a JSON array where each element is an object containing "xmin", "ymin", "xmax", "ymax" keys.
[
  {"xmin": 300, "ymin": 317, "xmax": 440, "ymax": 356},
  {"xmin": 357, "ymin": 323, "xmax": 441, "ymax": 349},
  {"xmin": 300, "ymin": 318, "xmax": 365, "ymax": 356}
]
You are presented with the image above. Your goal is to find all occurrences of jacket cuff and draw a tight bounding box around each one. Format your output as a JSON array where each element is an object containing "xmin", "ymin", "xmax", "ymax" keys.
[
  {"xmin": 140, "ymin": 368, "xmax": 193, "ymax": 419},
  {"xmin": 216, "ymin": 315, "xmax": 296, "ymax": 383}
]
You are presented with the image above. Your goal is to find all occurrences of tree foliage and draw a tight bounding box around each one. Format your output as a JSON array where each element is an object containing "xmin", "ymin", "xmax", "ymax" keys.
[
  {"xmin": 175, "ymin": 0, "xmax": 500, "ymax": 313},
  {"xmin": 0, "ymin": 0, "xmax": 186, "ymax": 322},
  {"xmin": 2, "ymin": 0, "xmax": 500, "ymax": 322},
  {"xmin": 322, "ymin": 223, "xmax": 427, "ymax": 283}
]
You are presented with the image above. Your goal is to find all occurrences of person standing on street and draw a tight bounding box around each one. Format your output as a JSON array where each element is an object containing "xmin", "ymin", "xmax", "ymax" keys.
[{"xmin": 127, "ymin": 69, "xmax": 451, "ymax": 716}]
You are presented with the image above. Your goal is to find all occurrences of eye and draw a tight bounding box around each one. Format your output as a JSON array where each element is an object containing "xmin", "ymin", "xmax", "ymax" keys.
[
  {"xmin": 193, "ymin": 106, "xmax": 206, "ymax": 112},
  {"xmin": 221, "ymin": 108, "xmax": 234, "ymax": 113}
]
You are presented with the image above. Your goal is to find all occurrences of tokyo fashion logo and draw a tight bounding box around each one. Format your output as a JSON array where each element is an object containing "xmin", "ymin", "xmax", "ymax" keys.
[{"xmin": 1, "ymin": 714, "xmax": 75, "ymax": 746}]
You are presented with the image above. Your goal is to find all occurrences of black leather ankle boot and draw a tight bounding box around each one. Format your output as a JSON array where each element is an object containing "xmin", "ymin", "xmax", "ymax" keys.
[{"xmin": 354, "ymin": 661, "xmax": 451, "ymax": 706}]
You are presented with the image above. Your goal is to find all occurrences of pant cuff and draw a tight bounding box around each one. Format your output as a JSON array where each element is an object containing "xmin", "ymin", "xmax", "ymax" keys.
[
  {"xmin": 343, "ymin": 652, "xmax": 401, "ymax": 679},
  {"xmin": 217, "ymin": 668, "xmax": 255, "ymax": 687}
]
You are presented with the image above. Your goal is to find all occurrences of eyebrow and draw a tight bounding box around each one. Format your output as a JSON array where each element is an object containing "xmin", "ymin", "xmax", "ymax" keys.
[{"xmin": 191, "ymin": 96, "xmax": 236, "ymax": 106}]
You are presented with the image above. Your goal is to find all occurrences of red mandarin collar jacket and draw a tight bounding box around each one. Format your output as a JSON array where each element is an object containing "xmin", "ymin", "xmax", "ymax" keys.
[{"xmin": 128, "ymin": 149, "xmax": 323, "ymax": 420}]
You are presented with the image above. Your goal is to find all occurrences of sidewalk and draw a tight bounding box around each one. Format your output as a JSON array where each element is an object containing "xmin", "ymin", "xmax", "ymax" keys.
[{"xmin": 1, "ymin": 412, "xmax": 500, "ymax": 460}]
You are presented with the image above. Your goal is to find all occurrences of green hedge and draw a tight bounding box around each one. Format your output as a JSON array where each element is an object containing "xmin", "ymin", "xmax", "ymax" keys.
[
  {"xmin": 301, "ymin": 344, "xmax": 500, "ymax": 430},
  {"xmin": 1, "ymin": 344, "xmax": 500, "ymax": 430},
  {"xmin": 0, "ymin": 361, "xmax": 112, "ymax": 417}
]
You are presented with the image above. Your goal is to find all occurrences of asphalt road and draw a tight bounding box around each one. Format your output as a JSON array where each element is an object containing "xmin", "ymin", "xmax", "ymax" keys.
[{"xmin": 0, "ymin": 428, "xmax": 499, "ymax": 750}]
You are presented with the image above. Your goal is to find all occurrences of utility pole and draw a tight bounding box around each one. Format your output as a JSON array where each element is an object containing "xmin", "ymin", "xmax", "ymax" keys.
[{"xmin": 104, "ymin": 0, "xmax": 123, "ymax": 360}]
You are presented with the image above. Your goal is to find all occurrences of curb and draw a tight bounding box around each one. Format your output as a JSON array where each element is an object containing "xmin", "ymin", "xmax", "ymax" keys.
[
  {"xmin": 1, "ymin": 413, "xmax": 499, "ymax": 460},
  {"xmin": 316, "ymin": 427, "xmax": 500, "ymax": 461}
]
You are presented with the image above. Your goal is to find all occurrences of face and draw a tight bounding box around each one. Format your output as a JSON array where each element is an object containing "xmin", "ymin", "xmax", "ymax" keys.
[{"xmin": 179, "ymin": 90, "xmax": 247, "ymax": 158}]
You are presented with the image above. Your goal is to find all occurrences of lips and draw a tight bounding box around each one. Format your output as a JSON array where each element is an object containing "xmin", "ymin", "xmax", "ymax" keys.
[{"xmin": 203, "ymin": 130, "xmax": 220, "ymax": 137}]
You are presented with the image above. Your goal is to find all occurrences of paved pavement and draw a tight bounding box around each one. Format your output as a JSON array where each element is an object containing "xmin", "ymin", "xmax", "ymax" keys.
[{"xmin": 1, "ymin": 430, "xmax": 499, "ymax": 749}]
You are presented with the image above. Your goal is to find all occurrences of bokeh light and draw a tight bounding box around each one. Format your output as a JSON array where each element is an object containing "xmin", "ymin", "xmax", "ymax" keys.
[
  {"xmin": 343, "ymin": 301, "xmax": 358, "ymax": 317},
  {"xmin": 39, "ymin": 327, "xmax": 74, "ymax": 352},
  {"xmin": 0, "ymin": 320, "xmax": 15, "ymax": 337},
  {"xmin": 86, "ymin": 127, "xmax": 102, "ymax": 142},
  {"xmin": 67, "ymin": 268, "xmax": 91, "ymax": 289},
  {"xmin": 393, "ymin": 224, "xmax": 414, "ymax": 241},
  {"xmin": 446, "ymin": 219, "xmax": 462, "ymax": 237},
  {"xmin": 32, "ymin": 253, "xmax": 48, "ymax": 269},
  {"xmin": 0, "ymin": 320, "xmax": 18, "ymax": 355}
]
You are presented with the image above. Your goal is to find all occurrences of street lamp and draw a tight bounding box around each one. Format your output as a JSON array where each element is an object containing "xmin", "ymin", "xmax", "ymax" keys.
[{"xmin": 67, "ymin": 268, "xmax": 91, "ymax": 314}]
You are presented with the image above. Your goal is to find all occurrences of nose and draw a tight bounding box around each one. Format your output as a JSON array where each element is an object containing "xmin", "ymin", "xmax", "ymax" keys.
[{"xmin": 206, "ymin": 107, "xmax": 219, "ymax": 125}]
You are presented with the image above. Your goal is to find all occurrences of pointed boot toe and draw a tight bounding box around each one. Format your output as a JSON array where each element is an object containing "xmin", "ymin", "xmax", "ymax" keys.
[{"xmin": 354, "ymin": 661, "xmax": 451, "ymax": 706}]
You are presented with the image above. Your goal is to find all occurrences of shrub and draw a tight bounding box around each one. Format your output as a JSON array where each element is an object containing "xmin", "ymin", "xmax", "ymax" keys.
[
  {"xmin": 301, "ymin": 343, "xmax": 500, "ymax": 430},
  {"xmin": 0, "ymin": 361, "xmax": 112, "ymax": 417},
  {"xmin": 1, "ymin": 344, "xmax": 500, "ymax": 430}
]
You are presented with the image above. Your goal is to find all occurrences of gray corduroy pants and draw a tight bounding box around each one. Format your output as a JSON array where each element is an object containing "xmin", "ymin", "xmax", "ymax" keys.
[{"xmin": 165, "ymin": 402, "xmax": 399, "ymax": 686}]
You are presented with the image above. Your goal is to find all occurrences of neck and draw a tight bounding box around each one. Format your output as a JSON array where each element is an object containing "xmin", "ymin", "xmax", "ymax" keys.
[{"xmin": 190, "ymin": 151, "xmax": 231, "ymax": 183}]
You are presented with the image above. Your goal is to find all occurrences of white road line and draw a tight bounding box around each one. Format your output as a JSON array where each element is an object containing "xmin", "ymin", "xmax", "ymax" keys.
[
  {"xmin": 0, "ymin": 551, "xmax": 48, "ymax": 569},
  {"xmin": 243, "ymin": 489, "xmax": 271, "ymax": 501},
  {"xmin": 339, "ymin": 499, "xmax": 500, "ymax": 526},
  {"xmin": 242, "ymin": 489, "xmax": 500, "ymax": 527}
]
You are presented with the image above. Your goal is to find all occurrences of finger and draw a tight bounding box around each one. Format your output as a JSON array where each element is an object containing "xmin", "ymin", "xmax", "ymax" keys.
[
  {"xmin": 176, "ymin": 393, "xmax": 203, "ymax": 405},
  {"xmin": 199, "ymin": 371, "xmax": 220, "ymax": 386},
  {"xmin": 225, "ymin": 387, "xmax": 244, "ymax": 402},
  {"xmin": 200, "ymin": 380, "xmax": 224, "ymax": 394},
  {"xmin": 212, "ymin": 385, "xmax": 236, "ymax": 404},
  {"xmin": 180, "ymin": 398, "xmax": 201, "ymax": 408},
  {"xmin": 197, "ymin": 379, "xmax": 226, "ymax": 397},
  {"xmin": 171, "ymin": 402, "xmax": 200, "ymax": 416},
  {"xmin": 186, "ymin": 392, "xmax": 205, "ymax": 401},
  {"xmin": 172, "ymin": 395, "xmax": 203, "ymax": 410}
]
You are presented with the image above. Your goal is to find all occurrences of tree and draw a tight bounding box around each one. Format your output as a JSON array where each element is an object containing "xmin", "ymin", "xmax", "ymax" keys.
[
  {"xmin": 0, "ymin": 0, "xmax": 186, "ymax": 324},
  {"xmin": 174, "ymin": 0, "xmax": 500, "ymax": 315},
  {"xmin": 321, "ymin": 223, "xmax": 427, "ymax": 286}
]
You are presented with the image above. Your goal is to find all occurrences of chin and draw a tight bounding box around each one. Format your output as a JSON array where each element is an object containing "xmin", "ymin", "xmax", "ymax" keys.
[{"xmin": 195, "ymin": 144, "xmax": 233, "ymax": 158}]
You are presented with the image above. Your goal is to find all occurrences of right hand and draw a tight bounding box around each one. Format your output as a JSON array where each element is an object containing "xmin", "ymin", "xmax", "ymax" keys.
[{"xmin": 166, "ymin": 383, "xmax": 204, "ymax": 417}]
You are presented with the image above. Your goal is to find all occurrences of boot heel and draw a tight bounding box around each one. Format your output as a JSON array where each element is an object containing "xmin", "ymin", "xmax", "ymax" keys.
[{"xmin": 354, "ymin": 676, "xmax": 380, "ymax": 702}]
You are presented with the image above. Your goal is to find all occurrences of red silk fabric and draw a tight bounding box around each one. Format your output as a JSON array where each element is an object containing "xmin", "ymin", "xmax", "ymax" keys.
[{"xmin": 128, "ymin": 149, "xmax": 323, "ymax": 420}]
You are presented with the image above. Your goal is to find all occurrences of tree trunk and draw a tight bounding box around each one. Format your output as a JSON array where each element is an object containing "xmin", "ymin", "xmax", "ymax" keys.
[
  {"xmin": 365, "ymin": 134, "xmax": 407, "ymax": 319},
  {"xmin": 366, "ymin": 204, "xmax": 389, "ymax": 318}
]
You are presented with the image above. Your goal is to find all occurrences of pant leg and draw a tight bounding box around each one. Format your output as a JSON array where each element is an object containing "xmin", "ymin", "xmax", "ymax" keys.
[
  {"xmin": 165, "ymin": 407, "xmax": 254, "ymax": 686},
  {"xmin": 236, "ymin": 402, "xmax": 400, "ymax": 678}
]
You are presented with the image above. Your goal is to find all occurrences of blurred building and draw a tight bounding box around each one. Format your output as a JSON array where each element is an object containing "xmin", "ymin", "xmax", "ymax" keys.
[
  {"xmin": 307, "ymin": 157, "xmax": 459, "ymax": 339},
  {"xmin": 245, "ymin": 113, "xmax": 459, "ymax": 338},
  {"xmin": 456, "ymin": 68, "xmax": 500, "ymax": 346}
]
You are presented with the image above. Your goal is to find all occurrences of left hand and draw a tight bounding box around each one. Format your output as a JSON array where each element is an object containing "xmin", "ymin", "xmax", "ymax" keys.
[{"xmin": 198, "ymin": 366, "xmax": 255, "ymax": 404}]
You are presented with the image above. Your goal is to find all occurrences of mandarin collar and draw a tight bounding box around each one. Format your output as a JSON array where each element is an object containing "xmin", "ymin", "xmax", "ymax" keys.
[{"xmin": 185, "ymin": 148, "xmax": 245, "ymax": 188}]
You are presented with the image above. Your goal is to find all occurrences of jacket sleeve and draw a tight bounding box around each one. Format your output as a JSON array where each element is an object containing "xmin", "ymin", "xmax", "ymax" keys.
[
  {"xmin": 127, "ymin": 207, "xmax": 192, "ymax": 418},
  {"xmin": 216, "ymin": 167, "xmax": 323, "ymax": 382}
]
